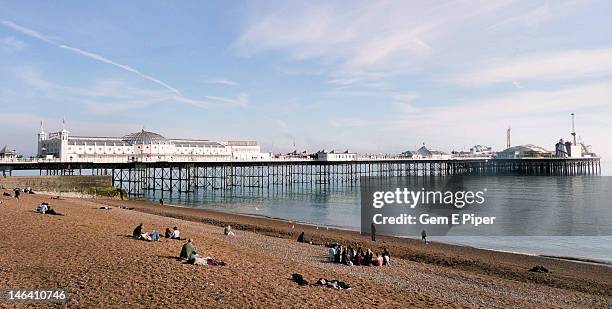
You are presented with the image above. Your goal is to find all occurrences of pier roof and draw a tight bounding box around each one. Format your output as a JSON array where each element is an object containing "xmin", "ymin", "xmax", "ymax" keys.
[
  {"xmin": 498, "ymin": 144, "xmax": 552, "ymax": 158},
  {"xmin": 0, "ymin": 145, "xmax": 16, "ymax": 155},
  {"xmin": 122, "ymin": 130, "xmax": 171, "ymax": 145}
]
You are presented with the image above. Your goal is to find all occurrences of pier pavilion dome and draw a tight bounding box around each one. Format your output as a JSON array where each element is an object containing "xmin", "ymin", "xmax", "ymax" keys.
[
  {"xmin": 497, "ymin": 144, "xmax": 552, "ymax": 159},
  {"xmin": 122, "ymin": 130, "xmax": 172, "ymax": 145}
]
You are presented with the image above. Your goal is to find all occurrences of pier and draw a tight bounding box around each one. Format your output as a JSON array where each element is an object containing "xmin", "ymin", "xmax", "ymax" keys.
[{"xmin": 0, "ymin": 158, "xmax": 601, "ymax": 196}]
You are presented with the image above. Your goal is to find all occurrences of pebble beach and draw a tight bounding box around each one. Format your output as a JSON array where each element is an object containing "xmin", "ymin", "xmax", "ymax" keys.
[{"xmin": 0, "ymin": 192, "xmax": 610, "ymax": 308}]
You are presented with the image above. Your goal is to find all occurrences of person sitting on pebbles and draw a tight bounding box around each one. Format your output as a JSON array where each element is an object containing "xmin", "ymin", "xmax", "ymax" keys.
[
  {"xmin": 382, "ymin": 247, "xmax": 391, "ymax": 266},
  {"xmin": 129, "ymin": 224, "xmax": 160, "ymax": 241},
  {"xmin": 36, "ymin": 202, "xmax": 49, "ymax": 214},
  {"xmin": 41, "ymin": 205, "xmax": 63, "ymax": 216},
  {"xmin": 374, "ymin": 252, "xmax": 384, "ymax": 266},
  {"xmin": 133, "ymin": 223, "xmax": 144, "ymax": 239},
  {"xmin": 223, "ymin": 225, "xmax": 235, "ymax": 236},
  {"xmin": 180, "ymin": 238, "xmax": 197, "ymax": 261},
  {"xmin": 170, "ymin": 226, "xmax": 181, "ymax": 240}
]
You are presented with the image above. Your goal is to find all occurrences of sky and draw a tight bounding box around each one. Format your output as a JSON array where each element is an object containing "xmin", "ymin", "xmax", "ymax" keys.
[{"xmin": 1, "ymin": 0, "xmax": 611, "ymax": 159}]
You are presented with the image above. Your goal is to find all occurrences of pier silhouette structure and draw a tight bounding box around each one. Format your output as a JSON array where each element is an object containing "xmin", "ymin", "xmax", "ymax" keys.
[{"xmin": 0, "ymin": 158, "xmax": 601, "ymax": 197}]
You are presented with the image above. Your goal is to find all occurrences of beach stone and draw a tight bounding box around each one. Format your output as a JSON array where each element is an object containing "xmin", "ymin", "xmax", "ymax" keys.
[{"xmin": 529, "ymin": 265, "xmax": 549, "ymax": 273}]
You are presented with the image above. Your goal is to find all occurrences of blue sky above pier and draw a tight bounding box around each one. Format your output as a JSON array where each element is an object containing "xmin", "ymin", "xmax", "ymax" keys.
[{"xmin": 1, "ymin": 1, "xmax": 611, "ymax": 158}]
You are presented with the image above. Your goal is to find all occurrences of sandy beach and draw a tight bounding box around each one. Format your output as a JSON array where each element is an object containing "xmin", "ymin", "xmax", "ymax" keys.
[{"xmin": 0, "ymin": 192, "xmax": 610, "ymax": 308}]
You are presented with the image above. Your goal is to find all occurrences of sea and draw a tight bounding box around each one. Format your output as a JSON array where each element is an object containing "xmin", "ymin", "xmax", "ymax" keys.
[{"xmin": 141, "ymin": 161, "xmax": 612, "ymax": 264}]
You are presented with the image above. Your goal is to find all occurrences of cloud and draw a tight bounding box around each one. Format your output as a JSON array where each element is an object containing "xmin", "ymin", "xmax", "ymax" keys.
[
  {"xmin": 327, "ymin": 78, "xmax": 360, "ymax": 86},
  {"xmin": 203, "ymin": 78, "xmax": 239, "ymax": 86},
  {"xmin": 0, "ymin": 36, "xmax": 25, "ymax": 52},
  {"xmin": 512, "ymin": 81, "xmax": 523, "ymax": 89},
  {"xmin": 393, "ymin": 82, "xmax": 612, "ymax": 126},
  {"xmin": 175, "ymin": 94, "xmax": 250, "ymax": 109},
  {"xmin": 449, "ymin": 48, "xmax": 612, "ymax": 86},
  {"xmin": 235, "ymin": 1, "xmax": 514, "ymax": 80},
  {"xmin": 7, "ymin": 67, "xmax": 250, "ymax": 113},
  {"xmin": 322, "ymin": 82, "xmax": 612, "ymax": 156},
  {"xmin": 1, "ymin": 21, "xmax": 55, "ymax": 44},
  {"xmin": 329, "ymin": 118, "xmax": 381, "ymax": 128},
  {"xmin": 395, "ymin": 103, "xmax": 421, "ymax": 114},
  {"xmin": 392, "ymin": 93, "xmax": 417, "ymax": 103},
  {"xmin": 1, "ymin": 20, "xmax": 182, "ymax": 95},
  {"xmin": 1, "ymin": 20, "xmax": 249, "ymax": 110},
  {"xmin": 57, "ymin": 44, "xmax": 182, "ymax": 95},
  {"xmin": 274, "ymin": 119, "xmax": 287, "ymax": 128}
]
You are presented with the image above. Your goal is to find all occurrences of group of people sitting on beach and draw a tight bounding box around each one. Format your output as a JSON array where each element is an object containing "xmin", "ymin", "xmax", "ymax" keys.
[
  {"xmin": 36, "ymin": 202, "xmax": 63, "ymax": 215},
  {"xmin": 132, "ymin": 224, "xmax": 184, "ymax": 241},
  {"xmin": 328, "ymin": 244, "xmax": 391, "ymax": 267},
  {"xmin": 164, "ymin": 226, "xmax": 183, "ymax": 239},
  {"xmin": 130, "ymin": 223, "xmax": 227, "ymax": 266},
  {"xmin": 2, "ymin": 187, "xmax": 35, "ymax": 200}
]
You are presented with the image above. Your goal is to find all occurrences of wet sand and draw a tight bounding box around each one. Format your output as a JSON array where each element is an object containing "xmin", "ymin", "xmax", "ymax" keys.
[{"xmin": 0, "ymin": 192, "xmax": 610, "ymax": 308}]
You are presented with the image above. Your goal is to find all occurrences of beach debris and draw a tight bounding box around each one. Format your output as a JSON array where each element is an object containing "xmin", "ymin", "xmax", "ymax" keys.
[
  {"xmin": 291, "ymin": 274, "xmax": 351, "ymax": 290},
  {"xmin": 189, "ymin": 256, "xmax": 226, "ymax": 266},
  {"xmin": 315, "ymin": 278, "xmax": 351, "ymax": 290},
  {"xmin": 291, "ymin": 273, "xmax": 309, "ymax": 286},
  {"xmin": 529, "ymin": 265, "xmax": 549, "ymax": 273}
]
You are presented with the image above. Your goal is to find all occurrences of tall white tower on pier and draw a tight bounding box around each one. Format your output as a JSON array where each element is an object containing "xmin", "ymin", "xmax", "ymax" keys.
[
  {"xmin": 37, "ymin": 120, "xmax": 46, "ymax": 141},
  {"xmin": 506, "ymin": 127, "xmax": 511, "ymax": 148},
  {"xmin": 570, "ymin": 113, "xmax": 577, "ymax": 145},
  {"xmin": 37, "ymin": 120, "xmax": 47, "ymax": 156}
]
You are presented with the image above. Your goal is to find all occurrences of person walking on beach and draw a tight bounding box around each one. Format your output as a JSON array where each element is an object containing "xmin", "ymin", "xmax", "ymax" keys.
[
  {"xmin": 14, "ymin": 188, "xmax": 20, "ymax": 201},
  {"xmin": 371, "ymin": 222, "xmax": 376, "ymax": 241},
  {"xmin": 421, "ymin": 229, "xmax": 427, "ymax": 244},
  {"xmin": 159, "ymin": 198, "xmax": 164, "ymax": 205}
]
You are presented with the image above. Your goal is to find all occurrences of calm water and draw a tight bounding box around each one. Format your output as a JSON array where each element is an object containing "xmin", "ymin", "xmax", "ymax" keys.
[{"xmin": 144, "ymin": 169, "xmax": 612, "ymax": 264}]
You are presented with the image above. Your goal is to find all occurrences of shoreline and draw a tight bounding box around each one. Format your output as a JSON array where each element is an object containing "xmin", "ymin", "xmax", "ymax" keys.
[
  {"xmin": 98, "ymin": 197, "xmax": 611, "ymax": 297},
  {"xmin": 141, "ymin": 200, "xmax": 612, "ymax": 266},
  {"xmin": 2, "ymin": 192, "xmax": 610, "ymax": 307}
]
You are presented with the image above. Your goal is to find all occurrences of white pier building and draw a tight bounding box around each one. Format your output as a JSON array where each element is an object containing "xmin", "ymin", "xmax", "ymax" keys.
[{"xmin": 37, "ymin": 125, "xmax": 269, "ymax": 163}]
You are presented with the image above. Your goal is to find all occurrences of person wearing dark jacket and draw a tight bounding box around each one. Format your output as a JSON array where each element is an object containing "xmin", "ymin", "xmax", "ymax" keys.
[
  {"xmin": 382, "ymin": 247, "xmax": 391, "ymax": 266},
  {"xmin": 45, "ymin": 207, "xmax": 63, "ymax": 216},
  {"xmin": 371, "ymin": 222, "xmax": 376, "ymax": 241},
  {"xmin": 297, "ymin": 232, "xmax": 305, "ymax": 243},
  {"xmin": 133, "ymin": 223, "xmax": 144, "ymax": 238}
]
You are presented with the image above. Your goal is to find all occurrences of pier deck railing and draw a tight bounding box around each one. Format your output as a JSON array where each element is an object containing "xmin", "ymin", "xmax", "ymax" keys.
[{"xmin": 0, "ymin": 157, "xmax": 601, "ymax": 196}]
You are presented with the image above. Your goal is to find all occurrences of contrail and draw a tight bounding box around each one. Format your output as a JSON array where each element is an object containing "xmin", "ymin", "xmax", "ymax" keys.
[{"xmin": 1, "ymin": 20, "xmax": 181, "ymax": 95}]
